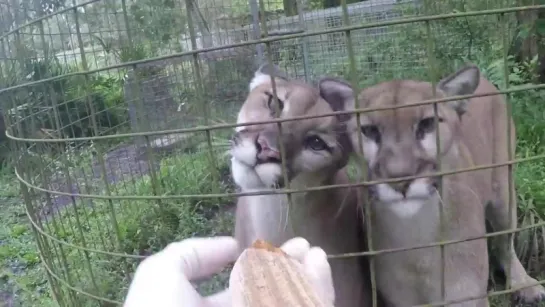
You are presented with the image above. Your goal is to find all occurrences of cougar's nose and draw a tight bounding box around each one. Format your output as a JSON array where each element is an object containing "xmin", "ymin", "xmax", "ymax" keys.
[
  {"xmin": 382, "ymin": 156, "xmax": 414, "ymax": 197},
  {"xmin": 256, "ymin": 134, "xmax": 281, "ymax": 163}
]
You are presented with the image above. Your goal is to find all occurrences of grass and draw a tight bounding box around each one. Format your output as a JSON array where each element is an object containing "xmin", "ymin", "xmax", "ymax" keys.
[
  {"xmin": 0, "ymin": 146, "xmax": 236, "ymax": 306},
  {"xmin": 0, "ymin": 167, "xmax": 54, "ymax": 307},
  {"xmin": 504, "ymin": 87, "xmax": 545, "ymax": 303}
]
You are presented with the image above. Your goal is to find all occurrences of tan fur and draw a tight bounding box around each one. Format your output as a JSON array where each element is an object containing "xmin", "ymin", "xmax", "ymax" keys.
[
  {"xmin": 318, "ymin": 65, "xmax": 545, "ymax": 306},
  {"xmin": 230, "ymin": 64, "xmax": 374, "ymax": 307}
]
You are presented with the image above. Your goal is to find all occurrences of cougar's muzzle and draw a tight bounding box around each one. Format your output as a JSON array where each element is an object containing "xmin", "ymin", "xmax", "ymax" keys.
[
  {"xmin": 255, "ymin": 130, "xmax": 282, "ymax": 164},
  {"xmin": 369, "ymin": 146, "xmax": 438, "ymax": 199},
  {"xmin": 231, "ymin": 128, "xmax": 295, "ymax": 187}
]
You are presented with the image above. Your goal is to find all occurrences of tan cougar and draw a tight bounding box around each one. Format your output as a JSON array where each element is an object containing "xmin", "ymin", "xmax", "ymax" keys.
[
  {"xmin": 230, "ymin": 63, "xmax": 374, "ymax": 307},
  {"xmin": 317, "ymin": 65, "xmax": 545, "ymax": 306}
]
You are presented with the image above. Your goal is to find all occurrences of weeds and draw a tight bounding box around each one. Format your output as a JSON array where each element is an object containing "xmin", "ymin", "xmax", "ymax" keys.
[{"xmin": 0, "ymin": 147, "xmax": 236, "ymax": 306}]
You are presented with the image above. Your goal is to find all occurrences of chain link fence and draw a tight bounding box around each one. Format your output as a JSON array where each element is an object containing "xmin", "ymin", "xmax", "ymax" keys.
[{"xmin": 1, "ymin": 0, "xmax": 545, "ymax": 306}]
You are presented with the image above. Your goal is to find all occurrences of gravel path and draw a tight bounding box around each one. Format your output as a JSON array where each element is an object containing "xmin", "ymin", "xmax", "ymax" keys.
[
  {"xmin": 42, "ymin": 133, "xmax": 202, "ymax": 216},
  {"xmin": 42, "ymin": 142, "xmax": 161, "ymax": 216}
]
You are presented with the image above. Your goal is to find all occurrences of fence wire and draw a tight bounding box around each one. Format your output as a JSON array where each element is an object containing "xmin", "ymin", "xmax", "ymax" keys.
[{"xmin": 0, "ymin": 0, "xmax": 544, "ymax": 306}]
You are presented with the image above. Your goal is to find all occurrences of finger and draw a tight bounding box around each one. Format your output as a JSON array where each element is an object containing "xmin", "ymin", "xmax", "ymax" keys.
[
  {"xmin": 302, "ymin": 247, "xmax": 335, "ymax": 305},
  {"xmin": 202, "ymin": 289, "xmax": 231, "ymax": 307},
  {"xmin": 162, "ymin": 236, "xmax": 240, "ymax": 280},
  {"xmin": 279, "ymin": 237, "xmax": 310, "ymax": 263}
]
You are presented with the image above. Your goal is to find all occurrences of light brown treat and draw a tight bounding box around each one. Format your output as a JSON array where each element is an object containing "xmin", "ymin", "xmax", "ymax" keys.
[
  {"xmin": 230, "ymin": 239, "xmax": 331, "ymax": 307},
  {"xmin": 250, "ymin": 239, "xmax": 287, "ymax": 255}
]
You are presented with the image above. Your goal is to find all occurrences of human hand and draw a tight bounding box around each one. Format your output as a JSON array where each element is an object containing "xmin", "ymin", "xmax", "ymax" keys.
[
  {"xmin": 123, "ymin": 236, "xmax": 239, "ymax": 307},
  {"xmin": 123, "ymin": 236, "xmax": 334, "ymax": 307}
]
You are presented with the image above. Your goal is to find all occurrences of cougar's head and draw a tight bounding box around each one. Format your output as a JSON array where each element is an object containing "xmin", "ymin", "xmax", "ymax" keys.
[
  {"xmin": 318, "ymin": 65, "xmax": 480, "ymax": 203},
  {"xmin": 230, "ymin": 63, "xmax": 352, "ymax": 191}
]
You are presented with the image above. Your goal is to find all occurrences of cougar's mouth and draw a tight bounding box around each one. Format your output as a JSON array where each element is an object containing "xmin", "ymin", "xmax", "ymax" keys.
[
  {"xmin": 230, "ymin": 141, "xmax": 289, "ymax": 190},
  {"xmin": 255, "ymin": 157, "xmax": 281, "ymax": 165},
  {"xmin": 366, "ymin": 161, "xmax": 440, "ymax": 201},
  {"xmin": 368, "ymin": 175, "xmax": 438, "ymax": 203}
]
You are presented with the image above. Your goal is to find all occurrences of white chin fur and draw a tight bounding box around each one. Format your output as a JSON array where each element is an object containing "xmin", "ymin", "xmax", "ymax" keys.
[
  {"xmin": 255, "ymin": 163, "xmax": 283, "ymax": 187},
  {"xmin": 231, "ymin": 158, "xmax": 282, "ymax": 190},
  {"xmin": 230, "ymin": 138, "xmax": 283, "ymax": 190},
  {"xmin": 231, "ymin": 157, "xmax": 264, "ymax": 190},
  {"xmin": 230, "ymin": 138, "xmax": 258, "ymax": 166},
  {"xmin": 362, "ymin": 139, "xmax": 378, "ymax": 166},
  {"xmin": 375, "ymin": 178, "xmax": 433, "ymax": 218},
  {"xmin": 421, "ymin": 132, "xmax": 438, "ymax": 158}
]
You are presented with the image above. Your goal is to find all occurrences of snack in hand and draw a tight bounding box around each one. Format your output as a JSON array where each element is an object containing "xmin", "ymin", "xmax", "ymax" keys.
[{"xmin": 229, "ymin": 239, "xmax": 330, "ymax": 307}]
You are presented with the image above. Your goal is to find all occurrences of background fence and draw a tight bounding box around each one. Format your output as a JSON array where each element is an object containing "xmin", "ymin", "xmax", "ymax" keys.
[{"xmin": 0, "ymin": 0, "xmax": 545, "ymax": 306}]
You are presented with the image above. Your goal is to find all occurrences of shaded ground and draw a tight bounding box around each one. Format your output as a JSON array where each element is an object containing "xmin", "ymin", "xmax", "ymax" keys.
[
  {"xmin": 44, "ymin": 143, "xmax": 160, "ymax": 215},
  {"xmin": 40, "ymin": 133, "xmax": 200, "ymax": 217},
  {"xmin": 0, "ymin": 195, "xmax": 25, "ymax": 307},
  {"xmin": 0, "ymin": 290, "xmax": 13, "ymax": 307}
]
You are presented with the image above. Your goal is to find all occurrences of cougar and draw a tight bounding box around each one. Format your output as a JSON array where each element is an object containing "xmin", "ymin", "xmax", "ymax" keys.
[
  {"xmin": 317, "ymin": 65, "xmax": 545, "ymax": 306},
  {"xmin": 230, "ymin": 63, "xmax": 373, "ymax": 307}
]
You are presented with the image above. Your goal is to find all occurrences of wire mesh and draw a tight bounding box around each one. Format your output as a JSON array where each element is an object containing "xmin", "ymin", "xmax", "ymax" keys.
[{"xmin": 0, "ymin": 0, "xmax": 544, "ymax": 306}]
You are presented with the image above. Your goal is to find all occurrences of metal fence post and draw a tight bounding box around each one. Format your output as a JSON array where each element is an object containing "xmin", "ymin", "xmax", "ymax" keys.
[
  {"xmin": 249, "ymin": 0, "xmax": 264, "ymax": 66},
  {"xmin": 296, "ymin": 0, "xmax": 311, "ymax": 82}
]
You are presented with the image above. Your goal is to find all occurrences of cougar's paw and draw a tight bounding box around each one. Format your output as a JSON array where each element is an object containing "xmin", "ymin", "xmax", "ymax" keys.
[{"xmin": 512, "ymin": 278, "xmax": 545, "ymax": 306}]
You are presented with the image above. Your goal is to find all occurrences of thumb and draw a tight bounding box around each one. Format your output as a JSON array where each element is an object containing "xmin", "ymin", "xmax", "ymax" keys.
[
  {"xmin": 161, "ymin": 236, "xmax": 239, "ymax": 280},
  {"xmin": 302, "ymin": 247, "xmax": 335, "ymax": 306}
]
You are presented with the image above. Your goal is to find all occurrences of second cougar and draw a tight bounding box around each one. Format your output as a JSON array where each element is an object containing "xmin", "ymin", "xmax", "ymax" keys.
[{"xmin": 317, "ymin": 65, "xmax": 545, "ymax": 306}]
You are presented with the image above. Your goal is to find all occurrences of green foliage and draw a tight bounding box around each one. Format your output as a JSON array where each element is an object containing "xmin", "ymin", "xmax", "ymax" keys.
[
  {"xmin": 0, "ymin": 148, "xmax": 235, "ymax": 306},
  {"xmin": 0, "ymin": 163, "xmax": 57, "ymax": 307},
  {"xmin": 3, "ymin": 57, "xmax": 126, "ymax": 140},
  {"xmin": 477, "ymin": 54, "xmax": 545, "ymax": 158},
  {"xmin": 128, "ymin": 0, "xmax": 187, "ymax": 47},
  {"xmin": 311, "ymin": 0, "xmax": 519, "ymax": 86},
  {"xmin": 45, "ymin": 150, "xmax": 233, "ymax": 305}
]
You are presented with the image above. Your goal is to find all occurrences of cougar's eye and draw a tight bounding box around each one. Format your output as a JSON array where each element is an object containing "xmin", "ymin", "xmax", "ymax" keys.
[
  {"xmin": 266, "ymin": 92, "xmax": 284, "ymax": 112},
  {"xmin": 304, "ymin": 135, "xmax": 329, "ymax": 151},
  {"xmin": 416, "ymin": 117, "xmax": 443, "ymax": 140},
  {"xmin": 361, "ymin": 125, "xmax": 381, "ymax": 143}
]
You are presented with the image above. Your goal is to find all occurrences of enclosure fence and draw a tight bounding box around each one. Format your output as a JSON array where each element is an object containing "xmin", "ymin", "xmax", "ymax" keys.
[{"xmin": 1, "ymin": 0, "xmax": 545, "ymax": 306}]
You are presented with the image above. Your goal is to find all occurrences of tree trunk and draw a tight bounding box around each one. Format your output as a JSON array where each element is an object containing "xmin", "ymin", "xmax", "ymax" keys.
[
  {"xmin": 323, "ymin": 0, "xmax": 340, "ymax": 8},
  {"xmin": 323, "ymin": 0, "xmax": 362, "ymax": 9},
  {"xmin": 284, "ymin": 0, "xmax": 297, "ymax": 16},
  {"xmin": 511, "ymin": 0, "xmax": 544, "ymax": 83}
]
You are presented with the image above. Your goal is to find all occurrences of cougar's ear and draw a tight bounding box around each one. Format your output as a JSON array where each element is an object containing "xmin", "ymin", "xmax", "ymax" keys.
[
  {"xmin": 249, "ymin": 62, "xmax": 289, "ymax": 91},
  {"xmin": 318, "ymin": 77, "xmax": 356, "ymax": 122},
  {"xmin": 437, "ymin": 64, "xmax": 480, "ymax": 116}
]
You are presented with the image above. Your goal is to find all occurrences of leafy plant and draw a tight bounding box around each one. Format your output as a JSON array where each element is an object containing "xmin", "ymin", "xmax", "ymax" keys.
[{"xmin": 3, "ymin": 57, "xmax": 126, "ymax": 143}]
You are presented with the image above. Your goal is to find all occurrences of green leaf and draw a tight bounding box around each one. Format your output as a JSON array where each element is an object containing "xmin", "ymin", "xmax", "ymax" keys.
[{"xmin": 536, "ymin": 18, "xmax": 545, "ymax": 35}]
